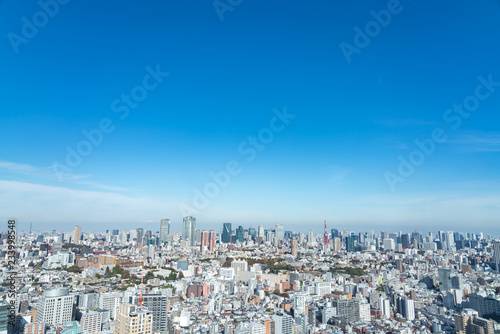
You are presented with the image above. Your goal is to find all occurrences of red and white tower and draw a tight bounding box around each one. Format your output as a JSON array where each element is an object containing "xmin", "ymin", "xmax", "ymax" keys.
[{"xmin": 323, "ymin": 215, "xmax": 329, "ymax": 245}]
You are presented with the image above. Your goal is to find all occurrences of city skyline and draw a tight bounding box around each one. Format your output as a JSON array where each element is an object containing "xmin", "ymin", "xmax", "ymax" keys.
[{"xmin": 2, "ymin": 1, "xmax": 500, "ymax": 232}]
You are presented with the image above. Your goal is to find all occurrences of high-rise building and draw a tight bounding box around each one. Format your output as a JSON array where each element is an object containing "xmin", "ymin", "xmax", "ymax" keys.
[
  {"xmin": 73, "ymin": 225, "xmax": 81, "ymax": 244},
  {"xmin": 131, "ymin": 293, "xmax": 168, "ymax": 333},
  {"xmin": 402, "ymin": 233, "xmax": 411, "ymax": 249},
  {"xmin": 258, "ymin": 225, "xmax": 265, "ymax": 238},
  {"xmin": 236, "ymin": 226, "xmax": 244, "ymax": 242},
  {"xmin": 208, "ymin": 230, "xmax": 216, "ymax": 252},
  {"xmin": 136, "ymin": 228, "xmax": 144, "ymax": 247},
  {"xmin": 182, "ymin": 216, "xmax": 196, "ymax": 246},
  {"xmin": 200, "ymin": 230, "xmax": 208, "ymax": 253},
  {"xmin": 291, "ymin": 239, "xmax": 298, "ymax": 257},
  {"xmin": 36, "ymin": 288, "xmax": 74, "ymax": 325},
  {"xmin": 493, "ymin": 240, "xmax": 500, "ymax": 272},
  {"xmin": 275, "ymin": 224, "xmax": 284, "ymax": 241},
  {"xmin": 160, "ymin": 219, "xmax": 170, "ymax": 243},
  {"xmin": 222, "ymin": 223, "xmax": 232, "ymax": 243},
  {"xmin": 114, "ymin": 303, "xmax": 153, "ymax": 334},
  {"xmin": 308, "ymin": 230, "xmax": 314, "ymax": 244},
  {"xmin": 345, "ymin": 236, "xmax": 355, "ymax": 252}
]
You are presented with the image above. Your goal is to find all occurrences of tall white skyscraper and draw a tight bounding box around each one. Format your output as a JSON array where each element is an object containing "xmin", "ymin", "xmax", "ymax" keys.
[
  {"xmin": 182, "ymin": 216, "xmax": 197, "ymax": 247},
  {"xmin": 36, "ymin": 288, "xmax": 73, "ymax": 325},
  {"xmin": 257, "ymin": 225, "xmax": 265, "ymax": 238}
]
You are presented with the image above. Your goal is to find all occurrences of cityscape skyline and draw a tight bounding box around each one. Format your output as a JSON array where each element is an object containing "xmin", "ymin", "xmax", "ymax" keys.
[{"xmin": 2, "ymin": 1, "xmax": 500, "ymax": 233}]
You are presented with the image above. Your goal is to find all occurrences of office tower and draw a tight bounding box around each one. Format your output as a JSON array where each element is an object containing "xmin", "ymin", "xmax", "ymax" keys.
[
  {"xmin": 381, "ymin": 230, "xmax": 387, "ymax": 241},
  {"xmin": 73, "ymin": 225, "xmax": 81, "ymax": 244},
  {"xmin": 493, "ymin": 240, "xmax": 500, "ymax": 272},
  {"xmin": 275, "ymin": 224, "xmax": 284, "ymax": 241},
  {"xmin": 272, "ymin": 314, "xmax": 293, "ymax": 334},
  {"xmin": 222, "ymin": 223, "xmax": 232, "ymax": 243},
  {"xmin": 402, "ymin": 233, "xmax": 411, "ymax": 249},
  {"xmin": 345, "ymin": 236, "xmax": 355, "ymax": 252},
  {"xmin": 248, "ymin": 227, "xmax": 256, "ymax": 236},
  {"xmin": 308, "ymin": 230, "xmax": 314, "ymax": 244},
  {"xmin": 36, "ymin": 288, "xmax": 73, "ymax": 325},
  {"xmin": 293, "ymin": 292, "xmax": 308, "ymax": 316},
  {"xmin": 114, "ymin": 303, "xmax": 153, "ymax": 334},
  {"xmin": 438, "ymin": 268, "xmax": 452, "ymax": 292},
  {"xmin": 136, "ymin": 228, "xmax": 144, "ymax": 247},
  {"xmin": 80, "ymin": 311, "xmax": 103, "ymax": 334},
  {"xmin": 331, "ymin": 228, "xmax": 339, "ymax": 240},
  {"xmin": 182, "ymin": 216, "xmax": 196, "ymax": 246},
  {"xmin": 236, "ymin": 226, "xmax": 244, "ymax": 242},
  {"xmin": 201, "ymin": 230, "xmax": 208, "ymax": 252},
  {"xmin": 333, "ymin": 237, "xmax": 341, "ymax": 252},
  {"xmin": 258, "ymin": 225, "xmax": 265, "ymax": 238},
  {"xmin": 291, "ymin": 239, "xmax": 298, "ymax": 257},
  {"xmin": 160, "ymin": 219, "xmax": 170, "ymax": 243},
  {"xmin": 403, "ymin": 299, "xmax": 415, "ymax": 320},
  {"xmin": 383, "ymin": 238, "xmax": 395, "ymax": 251},
  {"xmin": 359, "ymin": 301, "xmax": 371, "ymax": 321},
  {"xmin": 299, "ymin": 232, "xmax": 305, "ymax": 243},
  {"xmin": 208, "ymin": 230, "xmax": 216, "ymax": 251},
  {"xmin": 112, "ymin": 229, "xmax": 119, "ymax": 236},
  {"xmin": 380, "ymin": 297, "xmax": 391, "ymax": 319},
  {"xmin": 131, "ymin": 293, "xmax": 168, "ymax": 333}
]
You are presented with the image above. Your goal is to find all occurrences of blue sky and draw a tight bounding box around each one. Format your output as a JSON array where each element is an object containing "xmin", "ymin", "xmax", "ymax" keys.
[{"xmin": 1, "ymin": 0, "xmax": 500, "ymax": 234}]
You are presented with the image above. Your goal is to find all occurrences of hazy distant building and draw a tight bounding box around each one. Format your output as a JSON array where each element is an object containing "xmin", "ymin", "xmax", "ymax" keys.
[
  {"xmin": 236, "ymin": 226, "xmax": 244, "ymax": 242},
  {"xmin": 291, "ymin": 239, "xmax": 298, "ymax": 257},
  {"xmin": 182, "ymin": 216, "xmax": 196, "ymax": 246},
  {"xmin": 208, "ymin": 230, "xmax": 216, "ymax": 251},
  {"xmin": 136, "ymin": 228, "xmax": 144, "ymax": 247},
  {"xmin": 160, "ymin": 219, "xmax": 170, "ymax": 243},
  {"xmin": 201, "ymin": 230, "xmax": 208, "ymax": 253},
  {"xmin": 73, "ymin": 225, "xmax": 81, "ymax": 244},
  {"xmin": 222, "ymin": 222, "xmax": 232, "ymax": 243},
  {"xmin": 275, "ymin": 224, "xmax": 284, "ymax": 241}
]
